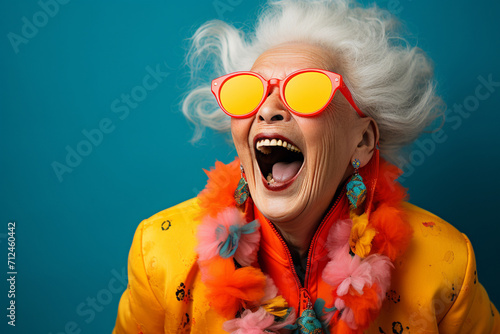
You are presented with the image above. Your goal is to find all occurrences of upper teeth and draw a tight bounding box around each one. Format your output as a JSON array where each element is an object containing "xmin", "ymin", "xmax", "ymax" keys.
[{"xmin": 256, "ymin": 138, "xmax": 301, "ymax": 154}]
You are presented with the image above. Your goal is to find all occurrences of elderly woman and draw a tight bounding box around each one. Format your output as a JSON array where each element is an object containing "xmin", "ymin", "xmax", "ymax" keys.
[{"xmin": 113, "ymin": 0, "xmax": 498, "ymax": 333}]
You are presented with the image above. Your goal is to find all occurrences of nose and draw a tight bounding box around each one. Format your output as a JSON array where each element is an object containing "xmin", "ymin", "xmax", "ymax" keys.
[{"xmin": 255, "ymin": 85, "xmax": 291, "ymax": 123}]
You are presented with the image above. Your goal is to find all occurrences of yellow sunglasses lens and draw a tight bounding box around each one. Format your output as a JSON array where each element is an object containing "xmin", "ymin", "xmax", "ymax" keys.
[
  {"xmin": 284, "ymin": 72, "xmax": 333, "ymax": 114},
  {"xmin": 220, "ymin": 74, "xmax": 264, "ymax": 116}
]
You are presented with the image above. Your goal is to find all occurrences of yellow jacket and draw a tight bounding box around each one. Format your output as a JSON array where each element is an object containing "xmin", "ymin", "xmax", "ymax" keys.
[{"xmin": 113, "ymin": 196, "xmax": 499, "ymax": 333}]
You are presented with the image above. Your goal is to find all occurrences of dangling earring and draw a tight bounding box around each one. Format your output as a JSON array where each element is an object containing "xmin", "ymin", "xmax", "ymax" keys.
[
  {"xmin": 346, "ymin": 158, "xmax": 366, "ymax": 209},
  {"xmin": 234, "ymin": 165, "xmax": 250, "ymax": 205}
]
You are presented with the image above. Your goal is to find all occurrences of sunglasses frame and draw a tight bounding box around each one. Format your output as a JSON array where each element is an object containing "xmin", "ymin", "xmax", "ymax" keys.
[{"xmin": 211, "ymin": 68, "xmax": 365, "ymax": 118}]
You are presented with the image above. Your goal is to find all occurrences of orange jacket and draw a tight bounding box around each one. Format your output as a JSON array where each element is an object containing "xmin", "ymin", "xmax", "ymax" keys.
[{"xmin": 113, "ymin": 194, "xmax": 499, "ymax": 333}]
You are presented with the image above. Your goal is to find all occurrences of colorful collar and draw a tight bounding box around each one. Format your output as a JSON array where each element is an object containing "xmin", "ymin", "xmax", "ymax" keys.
[{"xmin": 195, "ymin": 152, "xmax": 412, "ymax": 333}]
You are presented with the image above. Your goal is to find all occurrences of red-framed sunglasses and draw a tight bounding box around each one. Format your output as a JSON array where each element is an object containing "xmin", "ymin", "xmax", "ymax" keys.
[{"xmin": 211, "ymin": 68, "xmax": 365, "ymax": 118}]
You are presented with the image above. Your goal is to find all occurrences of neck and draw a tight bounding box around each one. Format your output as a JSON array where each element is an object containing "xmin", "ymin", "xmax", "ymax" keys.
[
  {"xmin": 268, "ymin": 188, "xmax": 345, "ymax": 257},
  {"xmin": 273, "ymin": 219, "xmax": 318, "ymax": 258},
  {"xmin": 273, "ymin": 182, "xmax": 345, "ymax": 258}
]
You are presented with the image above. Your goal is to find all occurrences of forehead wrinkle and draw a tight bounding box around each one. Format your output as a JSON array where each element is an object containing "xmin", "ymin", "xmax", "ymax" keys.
[{"xmin": 251, "ymin": 43, "xmax": 336, "ymax": 79}]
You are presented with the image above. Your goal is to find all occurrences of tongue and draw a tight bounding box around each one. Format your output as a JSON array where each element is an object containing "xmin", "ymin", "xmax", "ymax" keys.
[{"xmin": 272, "ymin": 161, "xmax": 302, "ymax": 183}]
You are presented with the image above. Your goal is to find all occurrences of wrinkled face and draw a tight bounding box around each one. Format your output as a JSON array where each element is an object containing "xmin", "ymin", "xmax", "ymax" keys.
[{"xmin": 231, "ymin": 43, "xmax": 365, "ymax": 228}]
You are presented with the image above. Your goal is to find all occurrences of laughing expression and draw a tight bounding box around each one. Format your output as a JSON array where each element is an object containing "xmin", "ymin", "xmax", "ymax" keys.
[{"xmin": 231, "ymin": 43, "xmax": 368, "ymax": 232}]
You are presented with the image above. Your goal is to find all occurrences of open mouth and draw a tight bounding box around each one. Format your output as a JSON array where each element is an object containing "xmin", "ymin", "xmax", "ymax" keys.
[{"xmin": 254, "ymin": 135, "xmax": 304, "ymax": 190}]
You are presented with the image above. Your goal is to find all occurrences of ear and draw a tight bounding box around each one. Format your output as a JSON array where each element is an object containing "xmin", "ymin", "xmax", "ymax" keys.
[{"xmin": 352, "ymin": 117, "xmax": 379, "ymax": 168}]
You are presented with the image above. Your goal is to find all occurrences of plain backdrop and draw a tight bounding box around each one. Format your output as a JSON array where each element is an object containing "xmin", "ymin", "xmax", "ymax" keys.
[{"xmin": 1, "ymin": 0, "xmax": 499, "ymax": 333}]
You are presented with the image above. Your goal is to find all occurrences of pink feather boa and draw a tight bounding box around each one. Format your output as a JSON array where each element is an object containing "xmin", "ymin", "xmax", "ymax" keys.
[
  {"xmin": 322, "ymin": 218, "xmax": 393, "ymax": 329},
  {"xmin": 196, "ymin": 207, "xmax": 260, "ymax": 266}
]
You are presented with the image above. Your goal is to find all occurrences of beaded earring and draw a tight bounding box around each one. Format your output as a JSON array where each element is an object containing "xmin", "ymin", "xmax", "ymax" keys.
[
  {"xmin": 234, "ymin": 165, "xmax": 250, "ymax": 205},
  {"xmin": 346, "ymin": 158, "xmax": 367, "ymax": 209}
]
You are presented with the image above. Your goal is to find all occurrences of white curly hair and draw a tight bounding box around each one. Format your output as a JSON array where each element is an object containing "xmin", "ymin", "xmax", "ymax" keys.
[{"xmin": 181, "ymin": 0, "xmax": 444, "ymax": 162}]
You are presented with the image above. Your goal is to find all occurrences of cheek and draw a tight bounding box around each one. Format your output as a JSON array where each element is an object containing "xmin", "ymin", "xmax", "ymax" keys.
[
  {"xmin": 322, "ymin": 115, "xmax": 348, "ymax": 154},
  {"xmin": 301, "ymin": 111, "xmax": 343, "ymax": 156},
  {"xmin": 230, "ymin": 118, "xmax": 250, "ymax": 149},
  {"xmin": 230, "ymin": 118, "xmax": 253, "ymax": 168},
  {"xmin": 302, "ymin": 110, "xmax": 353, "ymax": 178}
]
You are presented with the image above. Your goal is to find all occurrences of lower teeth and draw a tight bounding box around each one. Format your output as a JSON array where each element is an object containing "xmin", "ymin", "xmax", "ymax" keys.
[{"xmin": 266, "ymin": 173, "xmax": 275, "ymax": 184}]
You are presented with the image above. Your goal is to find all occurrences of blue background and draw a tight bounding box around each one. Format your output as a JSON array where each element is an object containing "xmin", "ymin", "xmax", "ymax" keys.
[{"xmin": 1, "ymin": 0, "xmax": 499, "ymax": 333}]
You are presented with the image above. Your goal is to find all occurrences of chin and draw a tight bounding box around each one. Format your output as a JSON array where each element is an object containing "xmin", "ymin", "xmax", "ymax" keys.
[{"xmin": 251, "ymin": 189, "xmax": 304, "ymax": 223}]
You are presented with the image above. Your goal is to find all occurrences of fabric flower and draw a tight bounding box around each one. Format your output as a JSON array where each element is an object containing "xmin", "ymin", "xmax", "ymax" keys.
[
  {"xmin": 349, "ymin": 213, "xmax": 376, "ymax": 258},
  {"xmin": 323, "ymin": 245, "xmax": 373, "ymax": 296},
  {"xmin": 371, "ymin": 159, "xmax": 408, "ymax": 208},
  {"xmin": 261, "ymin": 295, "xmax": 289, "ymax": 317},
  {"xmin": 267, "ymin": 308, "xmax": 296, "ymax": 331},
  {"xmin": 222, "ymin": 307, "xmax": 296, "ymax": 334},
  {"xmin": 202, "ymin": 257, "xmax": 266, "ymax": 318},
  {"xmin": 260, "ymin": 275, "xmax": 289, "ymax": 317},
  {"xmin": 323, "ymin": 244, "xmax": 393, "ymax": 296},
  {"xmin": 362, "ymin": 254, "xmax": 393, "ymax": 300},
  {"xmin": 260, "ymin": 275, "xmax": 279, "ymax": 303},
  {"xmin": 197, "ymin": 159, "xmax": 241, "ymax": 219},
  {"xmin": 324, "ymin": 240, "xmax": 393, "ymax": 331},
  {"xmin": 326, "ymin": 219, "xmax": 353, "ymax": 259},
  {"xmin": 369, "ymin": 203, "xmax": 413, "ymax": 261},
  {"xmin": 223, "ymin": 308, "xmax": 275, "ymax": 334},
  {"xmin": 335, "ymin": 301, "xmax": 357, "ymax": 329},
  {"xmin": 197, "ymin": 207, "xmax": 260, "ymax": 266},
  {"xmin": 339, "ymin": 284, "xmax": 382, "ymax": 330}
]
